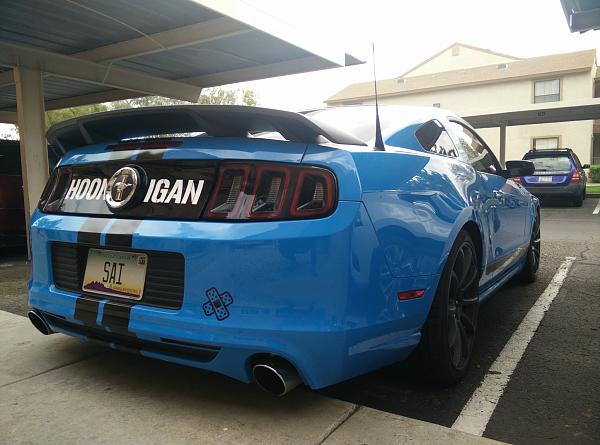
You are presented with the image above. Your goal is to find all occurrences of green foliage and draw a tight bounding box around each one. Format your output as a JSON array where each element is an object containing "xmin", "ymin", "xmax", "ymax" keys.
[
  {"xmin": 45, "ymin": 103, "xmax": 108, "ymax": 130},
  {"xmin": 40, "ymin": 87, "xmax": 257, "ymax": 132},
  {"xmin": 589, "ymin": 165, "xmax": 600, "ymax": 183},
  {"xmin": 109, "ymin": 87, "xmax": 258, "ymax": 110}
]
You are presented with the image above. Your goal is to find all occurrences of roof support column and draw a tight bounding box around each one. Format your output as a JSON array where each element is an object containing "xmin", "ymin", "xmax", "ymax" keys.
[
  {"xmin": 14, "ymin": 66, "xmax": 49, "ymax": 249},
  {"xmin": 499, "ymin": 124, "xmax": 506, "ymax": 166}
]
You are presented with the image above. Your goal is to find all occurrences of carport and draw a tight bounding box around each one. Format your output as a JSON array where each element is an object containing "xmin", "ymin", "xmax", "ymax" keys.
[
  {"xmin": 0, "ymin": 0, "xmax": 361, "ymax": 232},
  {"xmin": 464, "ymin": 98, "xmax": 600, "ymax": 164}
]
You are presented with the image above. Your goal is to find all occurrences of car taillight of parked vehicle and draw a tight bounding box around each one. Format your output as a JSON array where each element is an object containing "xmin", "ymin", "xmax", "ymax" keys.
[
  {"xmin": 203, "ymin": 162, "xmax": 337, "ymax": 220},
  {"xmin": 570, "ymin": 170, "xmax": 581, "ymax": 184}
]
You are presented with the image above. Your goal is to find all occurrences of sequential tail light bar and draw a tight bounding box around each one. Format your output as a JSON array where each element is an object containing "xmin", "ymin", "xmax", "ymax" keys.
[{"xmin": 203, "ymin": 162, "xmax": 337, "ymax": 221}]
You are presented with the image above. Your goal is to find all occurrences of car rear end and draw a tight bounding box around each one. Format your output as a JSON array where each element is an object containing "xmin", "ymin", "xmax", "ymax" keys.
[
  {"xmin": 517, "ymin": 150, "xmax": 584, "ymax": 205},
  {"xmin": 28, "ymin": 114, "xmax": 430, "ymax": 391}
]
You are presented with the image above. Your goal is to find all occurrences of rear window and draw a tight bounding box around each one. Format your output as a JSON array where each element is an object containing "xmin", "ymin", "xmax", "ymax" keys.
[{"xmin": 525, "ymin": 155, "xmax": 572, "ymax": 172}]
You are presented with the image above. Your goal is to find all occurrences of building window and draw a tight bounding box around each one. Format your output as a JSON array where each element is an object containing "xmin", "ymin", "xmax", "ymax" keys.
[
  {"xmin": 534, "ymin": 79, "xmax": 560, "ymax": 103},
  {"xmin": 533, "ymin": 137, "xmax": 559, "ymax": 150}
]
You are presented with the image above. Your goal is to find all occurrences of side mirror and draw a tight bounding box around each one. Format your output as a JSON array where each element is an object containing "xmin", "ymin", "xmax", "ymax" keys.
[
  {"xmin": 582, "ymin": 164, "xmax": 590, "ymax": 169},
  {"xmin": 505, "ymin": 160, "xmax": 534, "ymax": 178},
  {"xmin": 415, "ymin": 119, "xmax": 444, "ymax": 150}
]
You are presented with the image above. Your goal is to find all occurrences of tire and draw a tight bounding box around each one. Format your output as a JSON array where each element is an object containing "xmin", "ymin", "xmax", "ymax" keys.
[
  {"xmin": 417, "ymin": 230, "xmax": 479, "ymax": 386},
  {"xmin": 519, "ymin": 211, "xmax": 541, "ymax": 283},
  {"xmin": 573, "ymin": 192, "xmax": 583, "ymax": 207}
]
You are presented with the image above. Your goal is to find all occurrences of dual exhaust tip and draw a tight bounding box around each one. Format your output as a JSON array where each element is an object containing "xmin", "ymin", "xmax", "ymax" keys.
[
  {"xmin": 29, "ymin": 310, "xmax": 300, "ymax": 396},
  {"xmin": 252, "ymin": 360, "xmax": 302, "ymax": 396}
]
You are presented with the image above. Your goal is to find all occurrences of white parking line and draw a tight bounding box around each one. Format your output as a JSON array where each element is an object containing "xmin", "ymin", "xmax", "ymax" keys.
[
  {"xmin": 593, "ymin": 199, "xmax": 600, "ymax": 215},
  {"xmin": 452, "ymin": 256, "xmax": 576, "ymax": 437}
]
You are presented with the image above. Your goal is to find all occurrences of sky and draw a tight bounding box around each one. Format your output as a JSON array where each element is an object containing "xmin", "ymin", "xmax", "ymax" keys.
[
  {"xmin": 228, "ymin": 0, "xmax": 600, "ymax": 110},
  {"xmin": 2, "ymin": 0, "xmax": 598, "ymax": 137}
]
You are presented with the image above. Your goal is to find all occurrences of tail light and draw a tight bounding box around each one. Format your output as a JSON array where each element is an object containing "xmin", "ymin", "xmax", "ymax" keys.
[
  {"xmin": 204, "ymin": 162, "xmax": 337, "ymax": 220},
  {"xmin": 513, "ymin": 177, "xmax": 522, "ymax": 184},
  {"xmin": 570, "ymin": 170, "xmax": 581, "ymax": 184}
]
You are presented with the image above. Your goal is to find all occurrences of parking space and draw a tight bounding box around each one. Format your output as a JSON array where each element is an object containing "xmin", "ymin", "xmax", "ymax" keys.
[
  {"xmin": 1, "ymin": 201, "xmax": 598, "ymax": 444},
  {"xmin": 322, "ymin": 199, "xmax": 600, "ymax": 444}
]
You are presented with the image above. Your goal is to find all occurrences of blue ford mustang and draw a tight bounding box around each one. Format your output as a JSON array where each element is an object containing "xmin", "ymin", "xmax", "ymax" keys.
[{"xmin": 28, "ymin": 105, "xmax": 540, "ymax": 395}]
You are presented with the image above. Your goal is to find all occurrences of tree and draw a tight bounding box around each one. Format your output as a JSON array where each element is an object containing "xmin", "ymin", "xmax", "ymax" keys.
[
  {"xmin": 45, "ymin": 103, "xmax": 108, "ymax": 130},
  {"xmin": 109, "ymin": 87, "xmax": 258, "ymax": 110}
]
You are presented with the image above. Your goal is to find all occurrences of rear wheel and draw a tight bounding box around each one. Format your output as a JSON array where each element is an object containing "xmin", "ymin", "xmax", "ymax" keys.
[
  {"xmin": 418, "ymin": 230, "xmax": 479, "ymax": 385},
  {"xmin": 519, "ymin": 211, "xmax": 541, "ymax": 283},
  {"xmin": 573, "ymin": 192, "xmax": 583, "ymax": 207}
]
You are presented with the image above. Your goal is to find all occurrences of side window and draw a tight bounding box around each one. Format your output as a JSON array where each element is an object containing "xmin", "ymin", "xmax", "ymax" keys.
[
  {"xmin": 447, "ymin": 122, "xmax": 499, "ymax": 174},
  {"xmin": 428, "ymin": 130, "xmax": 459, "ymax": 158},
  {"xmin": 572, "ymin": 153, "xmax": 582, "ymax": 169}
]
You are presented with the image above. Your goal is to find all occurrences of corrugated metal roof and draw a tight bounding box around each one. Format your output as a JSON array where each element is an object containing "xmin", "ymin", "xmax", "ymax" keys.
[
  {"xmin": 0, "ymin": 0, "xmax": 220, "ymax": 54},
  {"xmin": 0, "ymin": 0, "xmax": 362, "ymax": 113},
  {"xmin": 326, "ymin": 49, "xmax": 597, "ymax": 104}
]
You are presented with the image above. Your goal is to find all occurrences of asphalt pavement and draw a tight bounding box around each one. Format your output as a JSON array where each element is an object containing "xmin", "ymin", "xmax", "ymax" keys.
[{"xmin": 1, "ymin": 198, "xmax": 599, "ymax": 444}]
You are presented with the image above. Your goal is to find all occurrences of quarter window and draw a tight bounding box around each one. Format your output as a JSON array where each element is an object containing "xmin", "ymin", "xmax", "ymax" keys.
[
  {"xmin": 534, "ymin": 79, "xmax": 560, "ymax": 103},
  {"xmin": 428, "ymin": 130, "xmax": 459, "ymax": 158},
  {"xmin": 447, "ymin": 122, "xmax": 499, "ymax": 174}
]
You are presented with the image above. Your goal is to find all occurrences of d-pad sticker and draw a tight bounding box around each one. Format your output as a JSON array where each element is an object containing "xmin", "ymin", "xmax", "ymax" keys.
[{"xmin": 203, "ymin": 287, "xmax": 233, "ymax": 321}]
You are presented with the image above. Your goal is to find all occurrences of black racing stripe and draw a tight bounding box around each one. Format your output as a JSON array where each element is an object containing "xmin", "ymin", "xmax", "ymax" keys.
[
  {"xmin": 77, "ymin": 219, "xmax": 111, "ymax": 245},
  {"xmin": 135, "ymin": 149, "xmax": 168, "ymax": 161},
  {"xmin": 74, "ymin": 296, "xmax": 101, "ymax": 327},
  {"xmin": 104, "ymin": 220, "xmax": 143, "ymax": 248},
  {"xmin": 102, "ymin": 301, "xmax": 133, "ymax": 335}
]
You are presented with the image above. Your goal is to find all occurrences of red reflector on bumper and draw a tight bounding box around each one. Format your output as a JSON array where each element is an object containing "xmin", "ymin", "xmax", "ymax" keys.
[{"xmin": 397, "ymin": 289, "xmax": 425, "ymax": 300}]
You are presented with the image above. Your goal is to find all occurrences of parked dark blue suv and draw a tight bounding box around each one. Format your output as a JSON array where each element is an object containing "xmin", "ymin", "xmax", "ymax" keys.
[{"xmin": 517, "ymin": 148, "xmax": 589, "ymax": 206}]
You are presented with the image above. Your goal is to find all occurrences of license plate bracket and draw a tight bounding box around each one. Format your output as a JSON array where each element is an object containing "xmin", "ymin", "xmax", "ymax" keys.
[{"xmin": 82, "ymin": 248, "xmax": 148, "ymax": 300}]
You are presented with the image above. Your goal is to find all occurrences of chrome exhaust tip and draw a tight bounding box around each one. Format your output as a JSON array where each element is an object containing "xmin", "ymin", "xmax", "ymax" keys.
[
  {"xmin": 27, "ymin": 311, "xmax": 53, "ymax": 335},
  {"xmin": 252, "ymin": 361, "xmax": 302, "ymax": 396}
]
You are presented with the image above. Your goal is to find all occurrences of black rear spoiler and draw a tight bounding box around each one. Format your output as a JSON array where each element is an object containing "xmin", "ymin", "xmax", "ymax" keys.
[{"xmin": 46, "ymin": 105, "xmax": 367, "ymax": 152}]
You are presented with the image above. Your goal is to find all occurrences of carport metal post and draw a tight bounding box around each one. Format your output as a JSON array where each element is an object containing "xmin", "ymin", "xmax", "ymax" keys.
[
  {"xmin": 499, "ymin": 124, "xmax": 506, "ymax": 165},
  {"xmin": 14, "ymin": 66, "xmax": 49, "ymax": 250}
]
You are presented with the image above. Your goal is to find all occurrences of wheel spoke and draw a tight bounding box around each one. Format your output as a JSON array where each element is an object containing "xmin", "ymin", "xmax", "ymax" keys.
[
  {"xmin": 448, "ymin": 316, "xmax": 459, "ymax": 348},
  {"xmin": 459, "ymin": 266, "xmax": 478, "ymax": 294},
  {"xmin": 461, "ymin": 247, "xmax": 473, "ymax": 283},
  {"xmin": 460, "ymin": 312, "xmax": 476, "ymax": 335},
  {"xmin": 452, "ymin": 325, "xmax": 463, "ymax": 365}
]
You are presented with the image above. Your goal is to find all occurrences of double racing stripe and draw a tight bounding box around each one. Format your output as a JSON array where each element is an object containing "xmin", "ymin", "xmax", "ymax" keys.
[
  {"xmin": 100, "ymin": 218, "xmax": 143, "ymax": 338},
  {"xmin": 73, "ymin": 218, "xmax": 112, "ymax": 325},
  {"xmin": 73, "ymin": 217, "xmax": 143, "ymax": 338}
]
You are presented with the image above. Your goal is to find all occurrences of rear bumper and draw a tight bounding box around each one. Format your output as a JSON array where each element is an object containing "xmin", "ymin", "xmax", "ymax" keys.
[
  {"xmin": 522, "ymin": 183, "xmax": 582, "ymax": 198},
  {"xmin": 28, "ymin": 203, "xmax": 437, "ymax": 389}
]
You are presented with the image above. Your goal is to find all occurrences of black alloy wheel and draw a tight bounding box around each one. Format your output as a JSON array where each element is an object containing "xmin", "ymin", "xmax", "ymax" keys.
[
  {"xmin": 447, "ymin": 240, "xmax": 479, "ymax": 370},
  {"xmin": 417, "ymin": 230, "xmax": 479, "ymax": 385},
  {"xmin": 519, "ymin": 211, "xmax": 541, "ymax": 283}
]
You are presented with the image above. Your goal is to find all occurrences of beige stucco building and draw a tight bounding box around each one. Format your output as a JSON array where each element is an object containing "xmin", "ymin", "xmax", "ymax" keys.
[{"xmin": 326, "ymin": 43, "xmax": 600, "ymax": 165}]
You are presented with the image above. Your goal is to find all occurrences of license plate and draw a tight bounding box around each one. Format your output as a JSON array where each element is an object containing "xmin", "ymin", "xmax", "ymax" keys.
[
  {"xmin": 82, "ymin": 249, "xmax": 148, "ymax": 300},
  {"xmin": 538, "ymin": 176, "xmax": 553, "ymax": 183}
]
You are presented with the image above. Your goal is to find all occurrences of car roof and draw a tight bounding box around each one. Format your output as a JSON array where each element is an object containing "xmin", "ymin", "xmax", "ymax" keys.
[{"xmin": 524, "ymin": 148, "xmax": 573, "ymax": 157}]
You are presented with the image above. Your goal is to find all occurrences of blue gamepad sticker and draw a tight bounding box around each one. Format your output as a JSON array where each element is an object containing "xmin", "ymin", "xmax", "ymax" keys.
[{"xmin": 203, "ymin": 287, "xmax": 234, "ymax": 321}]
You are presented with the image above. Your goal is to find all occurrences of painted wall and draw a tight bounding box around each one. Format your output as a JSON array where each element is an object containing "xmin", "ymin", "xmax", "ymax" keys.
[
  {"xmin": 360, "ymin": 71, "xmax": 595, "ymax": 163},
  {"xmin": 404, "ymin": 45, "xmax": 517, "ymax": 77}
]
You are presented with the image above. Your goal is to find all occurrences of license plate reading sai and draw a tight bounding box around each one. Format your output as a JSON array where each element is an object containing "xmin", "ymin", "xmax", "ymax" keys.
[
  {"xmin": 82, "ymin": 249, "xmax": 148, "ymax": 300},
  {"xmin": 538, "ymin": 176, "xmax": 553, "ymax": 183}
]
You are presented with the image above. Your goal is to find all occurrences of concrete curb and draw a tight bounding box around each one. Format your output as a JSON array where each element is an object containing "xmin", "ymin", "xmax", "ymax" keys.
[{"xmin": 0, "ymin": 310, "xmax": 503, "ymax": 444}]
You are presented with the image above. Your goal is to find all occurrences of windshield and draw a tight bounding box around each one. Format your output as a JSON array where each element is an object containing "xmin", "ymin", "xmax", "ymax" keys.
[{"xmin": 526, "ymin": 155, "xmax": 572, "ymax": 172}]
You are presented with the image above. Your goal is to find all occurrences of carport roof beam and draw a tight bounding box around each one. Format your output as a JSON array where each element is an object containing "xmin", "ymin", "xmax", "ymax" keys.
[{"xmin": 0, "ymin": 42, "xmax": 203, "ymax": 103}]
